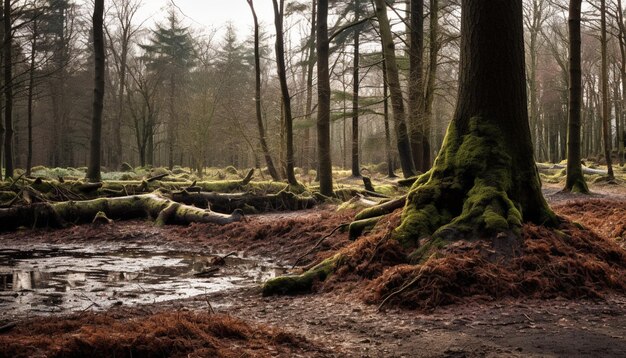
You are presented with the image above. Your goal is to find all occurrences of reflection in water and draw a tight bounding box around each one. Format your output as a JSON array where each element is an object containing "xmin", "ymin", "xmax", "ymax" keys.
[{"xmin": 0, "ymin": 247, "xmax": 287, "ymax": 319}]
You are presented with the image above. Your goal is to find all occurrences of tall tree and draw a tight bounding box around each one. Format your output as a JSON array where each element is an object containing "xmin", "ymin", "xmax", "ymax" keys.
[
  {"xmin": 317, "ymin": 0, "xmax": 333, "ymax": 196},
  {"xmin": 373, "ymin": 0, "xmax": 415, "ymax": 178},
  {"xmin": 3, "ymin": 0, "xmax": 13, "ymax": 179},
  {"xmin": 600, "ymin": 0, "xmax": 615, "ymax": 180},
  {"xmin": 396, "ymin": 0, "xmax": 556, "ymax": 244},
  {"xmin": 351, "ymin": 0, "xmax": 361, "ymax": 177},
  {"xmin": 87, "ymin": 0, "xmax": 105, "ymax": 182},
  {"xmin": 247, "ymin": 0, "xmax": 280, "ymax": 181},
  {"xmin": 272, "ymin": 0, "xmax": 298, "ymax": 185},
  {"xmin": 564, "ymin": 0, "xmax": 588, "ymax": 193},
  {"xmin": 408, "ymin": 0, "xmax": 427, "ymax": 172},
  {"xmin": 422, "ymin": 0, "xmax": 437, "ymax": 169}
]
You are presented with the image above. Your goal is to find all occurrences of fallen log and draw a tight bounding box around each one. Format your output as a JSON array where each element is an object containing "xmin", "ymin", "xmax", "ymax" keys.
[
  {"xmin": 170, "ymin": 189, "xmax": 317, "ymax": 213},
  {"xmin": 536, "ymin": 163, "xmax": 608, "ymax": 176},
  {"xmin": 0, "ymin": 193, "xmax": 243, "ymax": 231}
]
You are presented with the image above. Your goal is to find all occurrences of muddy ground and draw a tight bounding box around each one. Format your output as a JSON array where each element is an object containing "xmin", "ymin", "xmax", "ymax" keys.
[{"xmin": 1, "ymin": 183, "xmax": 626, "ymax": 357}]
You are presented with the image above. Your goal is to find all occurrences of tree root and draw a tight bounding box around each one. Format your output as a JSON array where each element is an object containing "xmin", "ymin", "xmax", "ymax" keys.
[
  {"xmin": 263, "ymin": 255, "xmax": 340, "ymax": 296},
  {"xmin": 292, "ymin": 223, "xmax": 349, "ymax": 268}
]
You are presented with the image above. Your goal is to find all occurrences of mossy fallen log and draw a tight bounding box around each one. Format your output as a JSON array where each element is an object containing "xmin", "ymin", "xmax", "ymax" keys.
[
  {"xmin": 170, "ymin": 189, "xmax": 317, "ymax": 213},
  {"xmin": 0, "ymin": 193, "xmax": 243, "ymax": 231}
]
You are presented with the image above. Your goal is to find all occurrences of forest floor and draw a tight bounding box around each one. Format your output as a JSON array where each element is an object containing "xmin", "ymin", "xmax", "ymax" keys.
[{"xmin": 1, "ymin": 181, "xmax": 626, "ymax": 357}]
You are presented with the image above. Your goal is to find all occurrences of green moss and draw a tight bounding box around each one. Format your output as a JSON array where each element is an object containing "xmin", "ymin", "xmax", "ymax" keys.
[
  {"xmin": 394, "ymin": 117, "xmax": 549, "ymax": 246},
  {"xmin": 262, "ymin": 255, "xmax": 339, "ymax": 296}
]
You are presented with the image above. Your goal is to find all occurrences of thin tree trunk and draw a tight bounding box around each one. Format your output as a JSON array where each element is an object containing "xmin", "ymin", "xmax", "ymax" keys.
[
  {"xmin": 3, "ymin": 0, "xmax": 13, "ymax": 179},
  {"xmin": 373, "ymin": 0, "xmax": 415, "ymax": 178},
  {"xmin": 565, "ymin": 0, "xmax": 588, "ymax": 193},
  {"xmin": 303, "ymin": 0, "xmax": 316, "ymax": 173},
  {"xmin": 317, "ymin": 0, "xmax": 333, "ymax": 196},
  {"xmin": 422, "ymin": 0, "xmax": 436, "ymax": 170},
  {"xmin": 272, "ymin": 0, "xmax": 298, "ymax": 185},
  {"xmin": 26, "ymin": 19, "xmax": 37, "ymax": 177},
  {"xmin": 87, "ymin": 0, "xmax": 105, "ymax": 183},
  {"xmin": 601, "ymin": 0, "xmax": 614, "ymax": 179},
  {"xmin": 351, "ymin": 0, "xmax": 361, "ymax": 177},
  {"xmin": 247, "ymin": 0, "xmax": 280, "ymax": 181},
  {"xmin": 382, "ymin": 56, "xmax": 396, "ymax": 178}
]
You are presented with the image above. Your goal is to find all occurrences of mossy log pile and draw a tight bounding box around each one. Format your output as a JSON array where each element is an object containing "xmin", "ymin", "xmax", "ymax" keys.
[{"xmin": 0, "ymin": 193, "xmax": 243, "ymax": 231}]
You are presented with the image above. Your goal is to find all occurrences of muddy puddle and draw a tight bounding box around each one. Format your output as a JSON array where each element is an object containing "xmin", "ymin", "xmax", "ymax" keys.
[{"xmin": 0, "ymin": 245, "xmax": 286, "ymax": 320}]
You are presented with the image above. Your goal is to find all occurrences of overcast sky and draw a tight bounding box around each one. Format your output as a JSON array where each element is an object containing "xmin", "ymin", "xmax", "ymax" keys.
[{"xmin": 134, "ymin": 0, "xmax": 277, "ymax": 37}]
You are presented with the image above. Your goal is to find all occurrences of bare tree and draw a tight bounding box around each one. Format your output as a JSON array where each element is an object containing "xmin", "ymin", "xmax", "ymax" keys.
[
  {"xmin": 247, "ymin": 0, "xmax": 281, "ymax": 181},
  {"xmin": 272, "ymin": 0, "xmax": 298, "ymax": 185}
]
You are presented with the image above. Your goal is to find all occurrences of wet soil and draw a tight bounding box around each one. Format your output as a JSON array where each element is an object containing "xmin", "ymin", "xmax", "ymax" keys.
[{"xmin": 1, "ymin": 188, "xmax": 626, "ymax": 357}]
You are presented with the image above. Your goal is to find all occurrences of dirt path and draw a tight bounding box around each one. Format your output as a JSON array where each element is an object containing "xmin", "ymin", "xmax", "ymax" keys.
[{"xmin": 1, "ymin": 185, "xmax": 626, "ymax": 357}]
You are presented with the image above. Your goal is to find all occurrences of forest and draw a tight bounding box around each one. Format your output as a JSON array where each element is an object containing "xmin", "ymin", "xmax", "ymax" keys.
[{"xmin": 0, "ymin": 0, "xmax": 625, "ymax": 356}]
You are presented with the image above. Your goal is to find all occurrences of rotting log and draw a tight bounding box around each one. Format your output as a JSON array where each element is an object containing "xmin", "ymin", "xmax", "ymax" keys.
[
  {"xmin": 0, "ymin": 193, "xmax": 243, "ymax": 231},
  {"xmin": 170, "ymin": 189, "xmax": 317, "ymax": 213}
]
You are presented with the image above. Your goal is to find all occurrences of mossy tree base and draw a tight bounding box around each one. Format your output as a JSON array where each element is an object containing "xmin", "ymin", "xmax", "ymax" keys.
[
  {"xmin": 0, "ymin": 193, "xmax": 243, "ymax": 231},
  {"xmin": 395, "ymin": 118, "xmax": 556, "ymax": 250},
  {"xmin": 264, "ymin": 117, "xmax": 558, "ymax": 296}
]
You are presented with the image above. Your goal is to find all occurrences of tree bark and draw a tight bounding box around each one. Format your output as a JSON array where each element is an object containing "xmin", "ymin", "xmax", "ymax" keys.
[
  {"xmin": 317, "ymin": 0, "xmax": 333, "ymax": 196},
  {"xmin": 373, "ymin": 0, "xmax": 415, "ymax": 178},
  {"xmin": 87, "ymin": 0, "xmax": 105, "ymax": 183},
  {"xmin": 272, "ymin": 0, "xmax": 298, "ymax": 186},
  {"xmin": 564, "ymin": 0, "xmax": 589, "ymax": 193}
]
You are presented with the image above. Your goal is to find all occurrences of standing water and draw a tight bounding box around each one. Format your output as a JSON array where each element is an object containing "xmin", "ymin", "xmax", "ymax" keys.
[{"xmin": 0, "ymin": 245, "xmax": 286, "ymax": 319}]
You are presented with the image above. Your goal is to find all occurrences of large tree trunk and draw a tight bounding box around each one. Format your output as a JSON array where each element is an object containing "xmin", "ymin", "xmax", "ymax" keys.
[
  {"xmin": 247, "ymin": 0, "xmax": 281, "ymax": 181},
  {"xmin": 87, "ymin": 0, "xmax": 105, "ymax": 183},
  {"xmin": 262, "ymin": 0, "xmax": 559, "ymax": 298},
  {"xmin": 395, "ymin": 0, "xmax": 556, "ymax": 245},
  {"xmin": 373, "ymin": 0, "xmax": 415, "ymax": 178},
  {"xmin": 272, "ymin": 0, "xmax": 298, "ymax": 186},
  {"xmin": 564, "ymin": 0, "xmax": 589, "ymax": 193},
  {"xmin": 317, "ymin": 0, "xmax": 333, "ymax": 196},
  {"xmin": 3, "ymin": 0, "xmax": 13, "ymax": 180}
]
